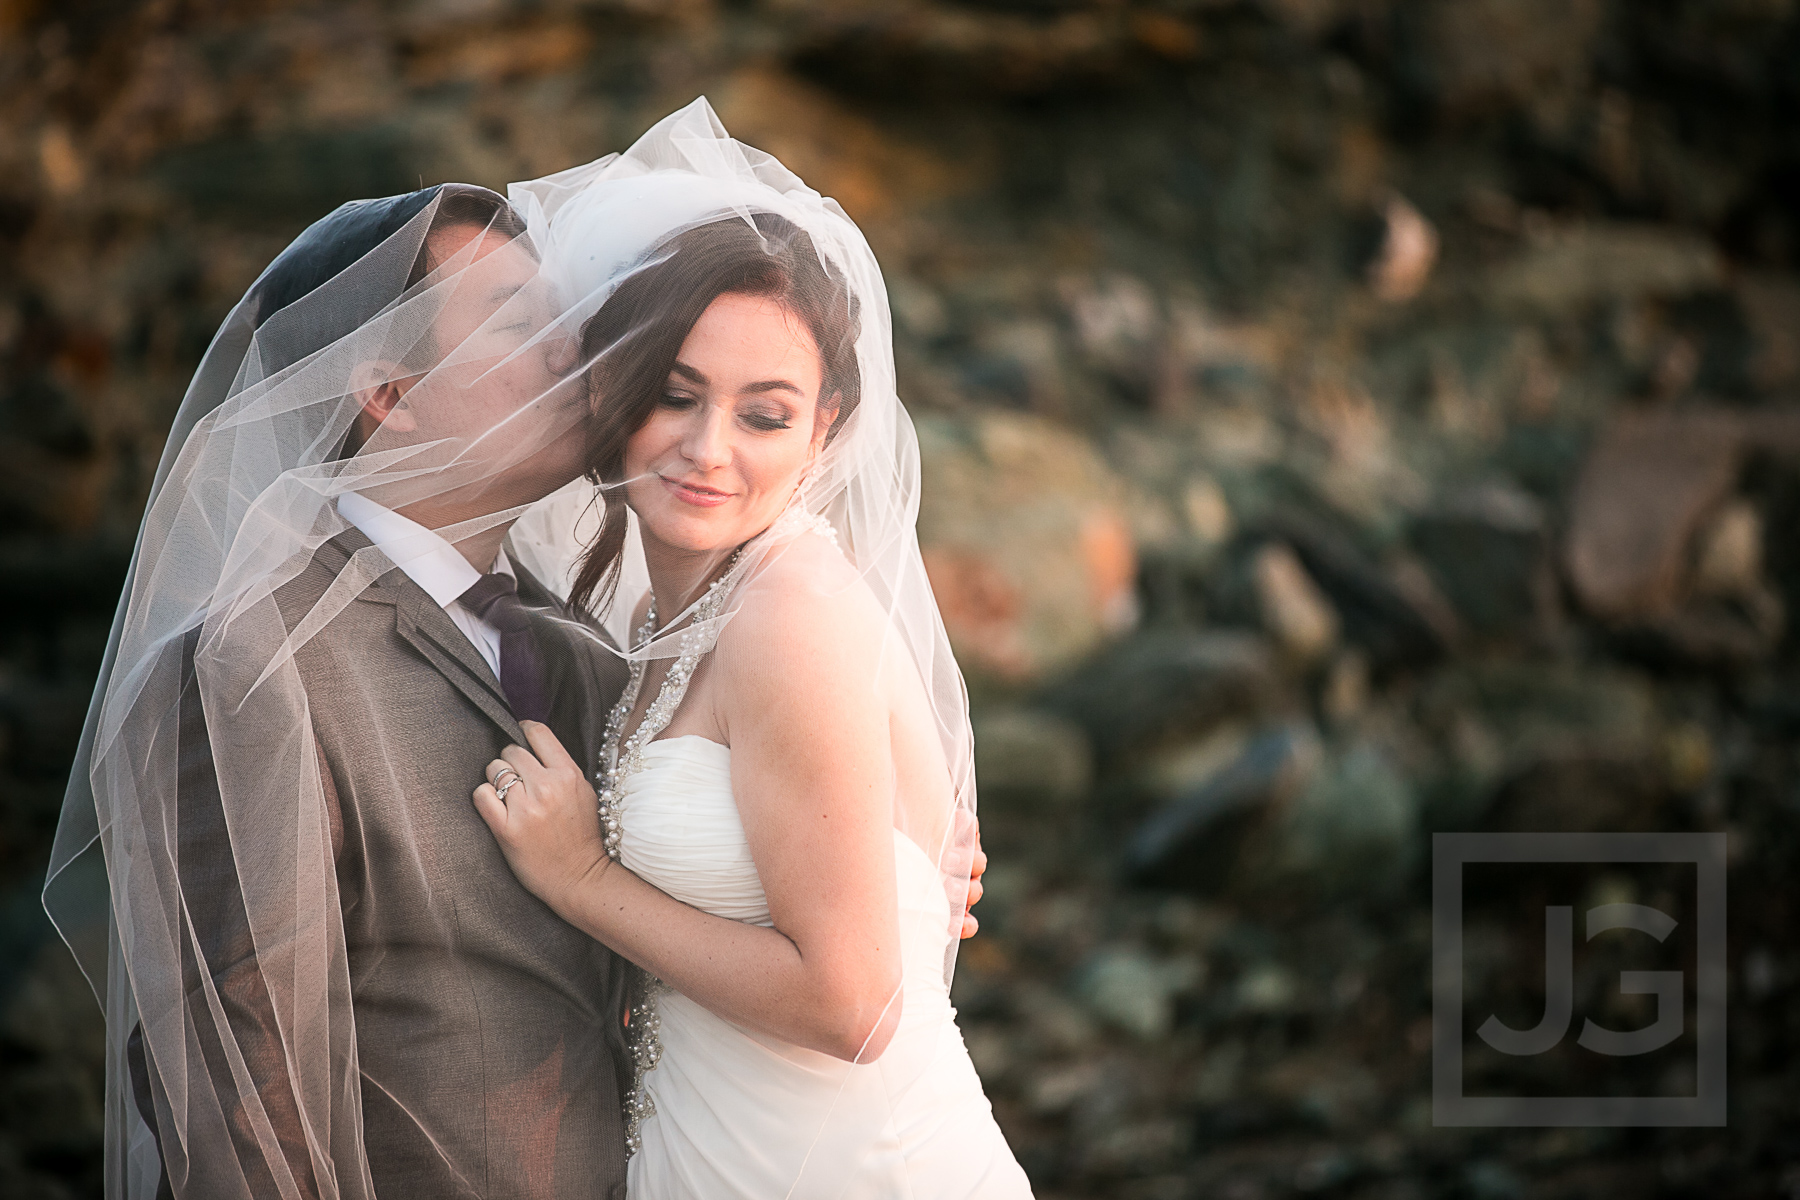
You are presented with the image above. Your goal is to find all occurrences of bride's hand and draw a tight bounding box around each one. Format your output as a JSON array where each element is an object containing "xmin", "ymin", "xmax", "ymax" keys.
[{"xmin": 472, "ymin": 721, "xmax": 610, "ymax": 915}]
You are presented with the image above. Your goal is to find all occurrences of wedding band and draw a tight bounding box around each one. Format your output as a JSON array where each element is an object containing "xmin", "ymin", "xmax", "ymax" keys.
[
  {"xmin": 491, "ymin": 766, "xmax": 520, "ymax": 789},
  {"xmin": 495, "ymin": 776, "xmax": 522, "ymax": 801}
]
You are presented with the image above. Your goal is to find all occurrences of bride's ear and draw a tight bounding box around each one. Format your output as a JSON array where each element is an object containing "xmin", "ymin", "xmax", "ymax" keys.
[
  {"xmin": 349, "ymin": 360, "xmax": 419, "ymax": 440},
  {"xmin": 811, "ymin": 389, "xmax": 842, "ymax": 458}
]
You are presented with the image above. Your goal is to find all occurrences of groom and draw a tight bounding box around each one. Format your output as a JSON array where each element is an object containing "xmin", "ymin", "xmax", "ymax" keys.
[{"xmin": 132, "ymin": 186, "xmax": 636, "ymax": 1200}]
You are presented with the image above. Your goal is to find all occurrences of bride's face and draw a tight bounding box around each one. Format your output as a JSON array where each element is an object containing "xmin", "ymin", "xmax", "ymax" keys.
[{"xmin": 623, "ymin": 291, "xmax": 834, "ymax": 558}]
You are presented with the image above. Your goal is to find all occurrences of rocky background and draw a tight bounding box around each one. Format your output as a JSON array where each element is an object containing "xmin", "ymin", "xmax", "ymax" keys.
[{"xmin": 4, "ymin": 1, "xmax": 1799, "ymax": 1197}]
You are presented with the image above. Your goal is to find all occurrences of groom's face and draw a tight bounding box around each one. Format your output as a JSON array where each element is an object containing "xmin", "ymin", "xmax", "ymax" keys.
[{"xmin": 360, "ymin": 223, "xmax": 588, "ymax": 512}]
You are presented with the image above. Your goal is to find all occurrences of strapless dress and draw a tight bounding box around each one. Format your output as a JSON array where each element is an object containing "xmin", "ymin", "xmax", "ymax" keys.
[{"xmin": 617, "ymin": 735, "xmax": 1033, "ymax": 1199}]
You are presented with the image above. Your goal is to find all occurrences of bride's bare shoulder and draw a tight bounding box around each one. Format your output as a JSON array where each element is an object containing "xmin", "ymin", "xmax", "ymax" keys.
[{"xmin": 716, "ymin": 533, "xmax": 881, "ymax": 682}]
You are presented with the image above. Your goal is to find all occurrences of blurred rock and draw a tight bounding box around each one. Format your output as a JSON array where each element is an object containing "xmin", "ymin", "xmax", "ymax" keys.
[
  {"xmin": 1427, "ymin": 659, "xmax": 1658, "ymax": 773},
  {"xmin": 1024, "ymin": 1058, "xmax": 1107, "ymax": 1117},
  {"xmin": 1692, "ymin": 499, "xmax": 1765, "ymax": 599},
  {"xmin": 973, "ymin": 707, "xmax": 1093, "ymax": 810},
  {"xmin": 1123, "ymin": 724, "xmax": 1319, "ymax": 893},
  {"xmin": 1609, "ymin": 586, "xmax": 1786, "ymax": 668},
  {"xmin": 1252, "ymin": 541, "xmax": 1340, "ymax": 665},
  {"xmin": 1232, "ymin": 961, "xmax": 1299, "ymax": 1015},
  {"xmin": 1320, "ymin": 648, "xmax": 1371, "ymax": 725},
  {"xmin": 1181, "ymin": 474, "xmax": 1234, "ymax": 546},
  {"xmin": 1044, "ymin": 629, "xmax": 1281, "ymax": 771},
  {"xmin": 1137, "ymin": 722, "xmax": 1251, "ymax": 800},
  {"xmin": 1263, "ymin": 519, "xmax": 1451, "ymax": 673},
  {"xmin": 153, "ymin": 125, "xmax": 426, "ymax": 222},
  {"xmin": 1736, "ymin": 273, "xmax": 1800, "ymax": 393},
  {"xmin": 1565, "ymin": 410, "xmax": 1799, "ymax": 662},
  {"xmin": 1564, "ymin": 409, "xmax": 1743, "ymax": 620},
  {"xmin": 1368, "ymin": 193, "xmax": 1438, "ymax": 303},
  {"xmin": 1265, "ymin": 740, "xmax": 1420, "ymax": 897},
  {"xmin": 1016, "ymin": 981, "xmax": 1101, "ymax": 1057},
  {"xmin": 793, "ymin": 3, "xmax": 1168, "ymax": 98},
  {"xmin": 1425, "ymin": 0, "xmax": 1606, "ymax": 128},
  {"xmin": 714, "ymin": 66, "xmax": 960, "ymax": 223},
  {"xmin": 1064, "ymin": 273, "xmax": 1159, "ymax": 379},
  {"xmin": 1492, "ymin": 222, "xmax": 1724, "ymax": 314},
  {"xmin": 917, "ymin": 411, "xmax": 1137, "ymax": 681},
  {"xmin": 8, "ymin": 0, "xmax": 1800, "ymax": 1193},
  {"xmin": 1258, "ymin": 1050, "xmax": 1381, "ymax": 1130},
  {"xmin": 0, "ymin": 938, "xmax": 103, "ymax": 1200},
  {"xmin": 1076, "ymin": 946, "xmax": 1203, "ymax": 1040},
  {"xmin": 1410, "ymin": 481, "xmax": 1553, "ymax": 638}
]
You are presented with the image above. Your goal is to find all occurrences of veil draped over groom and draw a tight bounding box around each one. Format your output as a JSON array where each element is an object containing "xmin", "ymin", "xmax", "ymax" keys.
[
  {"xmin": 45, "ymin": 183, "xmax": 634, "ymax": 1199},
  {"xmin": 46, "ymin": 97, "xmax": 988, "ymax": 1200}
]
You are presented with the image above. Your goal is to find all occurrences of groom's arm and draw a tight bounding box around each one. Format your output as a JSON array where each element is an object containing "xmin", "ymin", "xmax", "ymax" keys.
[{"xmin": 129, "ymin": 631, "xmax": 339, "ymax": 1200}]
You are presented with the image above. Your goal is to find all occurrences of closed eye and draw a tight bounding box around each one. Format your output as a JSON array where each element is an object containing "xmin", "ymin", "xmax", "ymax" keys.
[{"xmin": 741, "ymin": 411, "xmax": 792, "ymax": 432}]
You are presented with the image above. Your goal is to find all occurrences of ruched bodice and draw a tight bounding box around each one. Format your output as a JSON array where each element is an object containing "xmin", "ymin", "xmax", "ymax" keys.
[
  {"xmin": 620, "ymin": 737, "xmax": 773, "ymax": 926},
  {"xmin": 615, "ymin": 736, "xmax": 1032, "ymax": 1199}
]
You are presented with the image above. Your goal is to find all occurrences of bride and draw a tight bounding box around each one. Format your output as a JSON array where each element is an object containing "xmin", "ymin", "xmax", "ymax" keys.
[{"xmin": 474, "ymin": 102, "xmax": 1034, "ymax": 1197}]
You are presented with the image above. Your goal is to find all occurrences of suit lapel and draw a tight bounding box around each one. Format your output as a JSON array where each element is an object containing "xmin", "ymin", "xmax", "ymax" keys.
[
  {"xmin": 390, "ymin": 587, "xmax": 528, "ymax": 745},
  {"xmin": 329, "ymin": 525, "xmax": 526, "ymax": 746}
]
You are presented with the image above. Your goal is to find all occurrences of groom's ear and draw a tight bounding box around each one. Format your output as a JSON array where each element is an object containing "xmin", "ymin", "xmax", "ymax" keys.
[{"xmin": 349, "ymin": 360, "xmax": 419, "ymax": 444}]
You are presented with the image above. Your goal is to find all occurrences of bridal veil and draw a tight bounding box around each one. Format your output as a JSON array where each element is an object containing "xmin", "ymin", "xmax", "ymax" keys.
[
  {"xmin": 506, "ymin": 99, "xmax": 985, "ymax": 1190},
  {"xmin": 45, "ymin": 183, "xmax": 595, "ymax": 1198},
  {"xmin": 47, "ymin": 96, "xmax": 983, "ymax": 1199}
]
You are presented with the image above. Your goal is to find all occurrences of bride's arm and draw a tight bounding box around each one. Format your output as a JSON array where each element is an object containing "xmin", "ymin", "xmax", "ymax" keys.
[{"xmin": 473, "ymin": 586, "xmax": 903, "ymax": 1063}]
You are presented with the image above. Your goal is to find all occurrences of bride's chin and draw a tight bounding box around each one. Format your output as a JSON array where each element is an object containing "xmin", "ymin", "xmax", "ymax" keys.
[{"xmin": 639, "ymin": 510, "xmax": 738, "ymax": 557}]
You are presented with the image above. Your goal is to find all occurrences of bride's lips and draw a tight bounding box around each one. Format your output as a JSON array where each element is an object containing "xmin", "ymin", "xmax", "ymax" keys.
[{"xmin": 660, "ymin": 474, "xmax": 733, "ymax": 508}]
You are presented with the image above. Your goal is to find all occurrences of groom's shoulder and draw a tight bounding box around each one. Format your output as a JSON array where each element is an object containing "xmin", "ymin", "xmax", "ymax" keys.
[{"xmin": 268, "ymin": 528, "xmax": 411, "ymax": 635}]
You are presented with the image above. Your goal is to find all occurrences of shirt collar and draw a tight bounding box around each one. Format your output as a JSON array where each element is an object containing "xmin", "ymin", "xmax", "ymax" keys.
[{"xmin": 337, "ymin": 491, "xmax": 512, "ymax": 610}]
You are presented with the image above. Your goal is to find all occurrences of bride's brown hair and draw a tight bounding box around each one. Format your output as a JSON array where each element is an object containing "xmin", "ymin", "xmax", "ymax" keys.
[{"xmin": 567, "ymin": 211, "xmax": 862, "ymax": 614}]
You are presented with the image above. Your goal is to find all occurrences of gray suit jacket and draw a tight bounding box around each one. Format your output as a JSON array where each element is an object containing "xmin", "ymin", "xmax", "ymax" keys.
[{"xmin": 136, "ymin": 530, "xmax": 633, "ymax": 1200}]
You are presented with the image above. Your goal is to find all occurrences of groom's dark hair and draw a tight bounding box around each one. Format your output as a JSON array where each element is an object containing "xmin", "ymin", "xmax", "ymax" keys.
[
  {"xmin": 404, "ymin": 186, "xmax": 532, "ymax": 290},
  {"xmin": 566, "ymin": 211, "xmax": 862, "ymax": 614},
  {"xmin": 249, "ymin": 185, "xmax": 525, "ymax": 341},
  {"xmin": 247, "ymin": 184, "xmax": 532, "ymax": 457}
]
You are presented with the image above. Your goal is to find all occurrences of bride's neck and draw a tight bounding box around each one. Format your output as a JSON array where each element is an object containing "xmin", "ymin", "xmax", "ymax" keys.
[{"xmin": 640, "ymin": 532, "xmax": 742, "ymax": 626}]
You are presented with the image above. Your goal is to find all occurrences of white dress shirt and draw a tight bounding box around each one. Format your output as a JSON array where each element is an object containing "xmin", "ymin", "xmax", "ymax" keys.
[{"xmin": 337, "ymin": 491, "xmax": 514, "ymax": 678}]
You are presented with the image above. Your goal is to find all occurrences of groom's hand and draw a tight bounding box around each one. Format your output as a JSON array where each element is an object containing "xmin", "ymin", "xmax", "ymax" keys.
[
  {"xmin": 473, "ymin": 721, "xmax": 610, "ymax": 917},
  {"xmin": 944, "ymin": 811, "xmax": 987, "ymax": 939},
  {"xmin": 962, "ymin": 841, "xmax": 987, "ymax": 939}
]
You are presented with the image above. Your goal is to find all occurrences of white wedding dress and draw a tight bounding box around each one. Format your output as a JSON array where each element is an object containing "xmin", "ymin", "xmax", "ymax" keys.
[{"xmin": 618, "ymin": 735, "xmax": 1034, "ymax": 1199}]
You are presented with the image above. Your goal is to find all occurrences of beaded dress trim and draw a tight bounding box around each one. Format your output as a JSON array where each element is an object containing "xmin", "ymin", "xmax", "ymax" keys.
[
  {"xmin": 594, "ymin": 511, "xmax": 839, "ymax": 1157},
  {"xmin": 595, "ymin": 550, "xmax": 744, "ymax": 1157}
]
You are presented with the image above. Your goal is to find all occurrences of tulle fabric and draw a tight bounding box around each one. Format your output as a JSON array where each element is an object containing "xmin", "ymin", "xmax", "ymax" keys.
[
  {"xmin": 44, "ymin": 183, "xmax": 628, "ymax": 1199},
  {"xmin": 510, "ymin": 96, "xmax": 979, "ymax": 982},
  {"xmin": 505, "ymin": 100, "xmax": 993, "ymax": 1193},
  {"xmin": 47, "ymin": 96, "xmax": 989, "ymax": 1200}
]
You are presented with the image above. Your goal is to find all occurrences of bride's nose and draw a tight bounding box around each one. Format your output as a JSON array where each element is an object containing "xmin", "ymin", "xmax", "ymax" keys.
[{"xmin": 679, "ymin": 406, "xmax": 732, "ymax": 471}]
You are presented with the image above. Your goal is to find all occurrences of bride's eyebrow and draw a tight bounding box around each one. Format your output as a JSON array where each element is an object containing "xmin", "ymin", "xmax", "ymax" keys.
[
  {"xmin": 669, "ymin": 360, "xmax": 800, "ymax": 397},
  {"xmin": 741, "ymin": 380, "xmax": 802, "ymax": 397}
]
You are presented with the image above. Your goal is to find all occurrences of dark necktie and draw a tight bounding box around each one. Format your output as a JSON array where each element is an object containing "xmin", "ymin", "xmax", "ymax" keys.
[{"xmin": 457, "ymin": 573, "xmax": 552, "ymax": 725}]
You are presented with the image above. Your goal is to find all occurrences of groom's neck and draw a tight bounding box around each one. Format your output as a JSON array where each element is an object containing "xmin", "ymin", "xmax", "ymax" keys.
[
  {"xmin": 448, "ymin": 522, "xmax": 512, "ymax": 574},
  {"xmin": 394, "ymin": 500, "xmax": 516, "ymax": 573}
]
